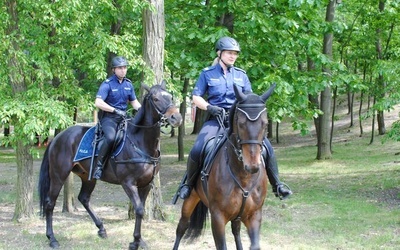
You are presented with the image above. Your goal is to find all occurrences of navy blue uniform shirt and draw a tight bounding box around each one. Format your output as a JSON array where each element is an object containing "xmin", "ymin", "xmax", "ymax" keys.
[
  {"xmin": 192, "ymin": 63, "xmax": 252, "ymax": 109},
  {"xmin": 96, "ymin": 74, "xmax": 137, "ymax": 111}
]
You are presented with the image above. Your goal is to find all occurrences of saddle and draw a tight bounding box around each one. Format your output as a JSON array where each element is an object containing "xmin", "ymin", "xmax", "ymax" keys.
[
  {"xmin": 73, "ymin": 120, "xmax": 127, "ymax": 162},
  {"xmin": 199, "ymin": 133, "xmax": 227, "ymax": 197}
]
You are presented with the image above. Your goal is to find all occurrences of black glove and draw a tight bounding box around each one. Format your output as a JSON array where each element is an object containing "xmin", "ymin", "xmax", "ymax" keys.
[
  {"xmin": 113, "ymin": 108, "xmax": 126, "ymax": 117},
  {"xmin": 206, "ymin": 105, "xmax": 224, "ymax": 117}
]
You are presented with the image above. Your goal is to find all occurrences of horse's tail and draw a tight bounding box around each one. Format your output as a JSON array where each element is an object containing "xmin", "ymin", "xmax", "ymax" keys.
[
  {"xmin": 185, "ymin": 201, "xmax": 208, "ymax": 240},
  {"xmin": 38, "ymin": 141, "xmax": 52, "ymax": 217}
]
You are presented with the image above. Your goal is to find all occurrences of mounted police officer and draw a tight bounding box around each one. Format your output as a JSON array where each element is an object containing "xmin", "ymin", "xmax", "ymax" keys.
[
  {"xmin": 178, "ymin": 37, "xmax": 292, "ymax": 200},
  {"xmin": 93, "ymin": 56, "xmax": 142, "ymax": 179}
]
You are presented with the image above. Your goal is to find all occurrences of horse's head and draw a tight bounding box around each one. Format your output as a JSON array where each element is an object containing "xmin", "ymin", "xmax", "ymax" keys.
[
  {"xmin": 141, "ymin": 80, "xmax": 183, "ymax": 128},
  {"xmin": 229, "ymin": 83, "xmax": 276, "ymax": 174}
]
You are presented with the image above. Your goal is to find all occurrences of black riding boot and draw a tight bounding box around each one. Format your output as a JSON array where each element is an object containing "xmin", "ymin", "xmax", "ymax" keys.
[
  {"xmin": 263, "ymin": 146, "xmax": 293, "ymax": 200},
  {"xmin": 93, "ymin": 141, "xmax": 111, "ymax": 180},
  {"xmin": 179, "ymin": 157, "xmax": 199, "ymax": 199}
]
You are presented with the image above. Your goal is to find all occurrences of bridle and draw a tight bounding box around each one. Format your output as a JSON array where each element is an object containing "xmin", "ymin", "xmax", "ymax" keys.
[
  {"xmin": 131, "ymin": 89, "xmax": 174, "ymax": 129},
  {"xmin": 219, "ymin": 103, "xmax": 266, "ymax": 162}
]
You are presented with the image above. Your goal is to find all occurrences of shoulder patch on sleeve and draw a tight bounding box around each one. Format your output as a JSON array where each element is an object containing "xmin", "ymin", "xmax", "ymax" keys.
[
  {"xmin": 234, "ymin": 67, "xmax": 246, "ymax": 73},
  {"xmin": 202, "ymin": 65, "xmax": 216, "ymax": 72}
]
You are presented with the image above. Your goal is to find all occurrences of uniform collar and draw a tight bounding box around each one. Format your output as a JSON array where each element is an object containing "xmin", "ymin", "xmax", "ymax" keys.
[{"xmin": 217, "ymin": 63, "xmax": 234, "ymax": 73}]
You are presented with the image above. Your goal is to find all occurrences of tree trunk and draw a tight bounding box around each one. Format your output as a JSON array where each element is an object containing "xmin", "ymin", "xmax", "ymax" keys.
[
  {"xmin": 13, "ymin": 140, "xmax": 34, "ymax": 220},
  {"xmin": 317, "ymin": 0, "xmax": 336, "ymax": 160},
  {"xmin": 142, "ymin": 0, "xmax": 165, "ymax": 85},
  {"xmin": 142, "ymin": 0, "xmax": 165, "ymax": 220},
  {"xmin": 178, "ymin": 78, "xmax": 189, "ymax": 161},
  {"xmin": 375, "ymin": 0, "xmax": 386, "ymax": 136},
  {"xmin": 62, "ymin": 174, "xmax": 76, "ymax": 213},
  {"xmin": 6, "ymin": 0, "xmax": 35, "ymax": 220}
]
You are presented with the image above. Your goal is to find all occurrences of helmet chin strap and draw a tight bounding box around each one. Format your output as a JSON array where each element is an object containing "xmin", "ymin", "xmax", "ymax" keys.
[{"xmin": 218, "ymin": 52, "xmax": 233, "ymax": 69}]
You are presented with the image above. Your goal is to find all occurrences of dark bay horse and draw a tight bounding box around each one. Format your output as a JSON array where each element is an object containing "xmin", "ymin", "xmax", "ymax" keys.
[
  {"xmin": 173, "ymin": 84, "xmax": 276, "ymax": 250},
  {"xmin": 39, "ymin": 81, "xmax": 182, "ymax": 250}
]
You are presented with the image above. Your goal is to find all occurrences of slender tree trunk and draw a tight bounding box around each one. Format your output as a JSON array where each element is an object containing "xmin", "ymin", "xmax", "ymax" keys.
[
  {"xmin": 178, "ymin": 78, "xmax": 189, "ymax": 161},
  {"xmin": 359, "ymin": 91, "xmax": 364, "ymax": 136},
  {"xmin": 317, "ymin": 0, "xmax": 336, "ymax": 160},
  {"xmin": 375, "ymin": 1, "xmax": 386, "ymax": 135}
]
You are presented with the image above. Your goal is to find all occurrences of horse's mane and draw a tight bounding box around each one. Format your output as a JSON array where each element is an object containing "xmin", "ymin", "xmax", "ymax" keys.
[{"xmin": 227, "ymin": 92, "xmax": 267, "ymax": 135}]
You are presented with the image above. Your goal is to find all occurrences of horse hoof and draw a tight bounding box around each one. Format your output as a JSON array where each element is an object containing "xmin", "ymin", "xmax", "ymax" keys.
[
  {"xmin": 49, "ymin": 240, "xmax": 60, "ymax": 248},
  {"xmin": 129, "ymin": 240, "xmax": 148, "ymax": 250},
  {"xmin": 98, "ymin": 229, "xmax": 107, "ymax": 238},
  {"xmin": 129, "ymin": 242, "xmax": 139, "ymax": 250}
]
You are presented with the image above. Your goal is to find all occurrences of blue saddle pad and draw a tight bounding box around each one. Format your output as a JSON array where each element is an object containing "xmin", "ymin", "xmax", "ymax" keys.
[{"xmin": 73, "ymin": 126, "xmax": 124, "ymax": 162}]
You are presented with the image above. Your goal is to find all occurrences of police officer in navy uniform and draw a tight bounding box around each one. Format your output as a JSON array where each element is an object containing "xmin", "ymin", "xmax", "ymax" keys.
[
  {"xmin": 178, "ymin": 37, "xmax": 292, "ymax": 200},
  {"xmin": 93, "ymin": 56, "xmax": 142, "ymax": 179}
]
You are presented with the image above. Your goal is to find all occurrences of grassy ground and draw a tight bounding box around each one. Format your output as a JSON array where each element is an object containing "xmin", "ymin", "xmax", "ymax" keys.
[{"xmin": 0, "ymin": 116, "xmax": 399, "ymax": 249}]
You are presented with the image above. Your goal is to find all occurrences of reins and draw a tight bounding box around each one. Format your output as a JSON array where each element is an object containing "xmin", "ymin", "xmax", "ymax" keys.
[
  {"xmin": 214, "ymin": 102, "xmax": 266, "ymax": 221},
  {"xmin": 112, "ymin": 89, "xmax": 173, "ymax": 185}
]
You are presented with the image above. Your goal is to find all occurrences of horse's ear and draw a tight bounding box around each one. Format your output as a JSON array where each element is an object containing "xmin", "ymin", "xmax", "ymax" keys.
[
  {"xmin": 160, "ymin": 79, "xmax": 167, "ymax": 89},
  {"xmin": 261, "ymin": 83, "xmax": 276, "ymax": 102},
  {"xmin": 142, "ymin": 83, "xmax": 151, "ymax": 92},
  {"xmin": 234, "ymin": 84, "xmax": 247, "ymax": 102}
]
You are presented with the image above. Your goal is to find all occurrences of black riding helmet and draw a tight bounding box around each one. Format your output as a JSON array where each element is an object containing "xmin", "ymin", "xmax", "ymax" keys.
[
  {"xmin": 215, "ymin": 37, "xmax": 240, "ymax": 53},
  {"xmin": 111, "ymin": 56, "xmax": 129, "ymax": 68}
]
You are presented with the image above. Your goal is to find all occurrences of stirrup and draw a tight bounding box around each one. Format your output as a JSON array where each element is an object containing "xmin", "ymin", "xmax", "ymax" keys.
[
  {"xmin": 93, "ymin": 167, "xmax": 103, "ymax": 180},
  {"xmin": 275, "ymin": 183, "xmax": 292, "ymax": 200},
  {"xmin": 179, "ymin": 184, "xmax": 191, "ymax": 200}
]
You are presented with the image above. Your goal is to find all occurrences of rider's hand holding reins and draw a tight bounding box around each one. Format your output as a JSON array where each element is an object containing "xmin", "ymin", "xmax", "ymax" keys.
[
  {"xmin": 207, "ymin": 105, "xmax": 223, "ymax": 117},
  {"xmin": 113, "ymin": 108, "xmax": 126, "ymax": 117}
]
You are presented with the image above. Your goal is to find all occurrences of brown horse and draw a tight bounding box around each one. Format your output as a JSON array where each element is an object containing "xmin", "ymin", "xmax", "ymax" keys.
[
  {"xmin": 173, "ymin": 84, "xmax": 276, "ymax": 250},
  {"xmin": 38, "ymin": 81, "xmax": 182, "ymax": 250}
]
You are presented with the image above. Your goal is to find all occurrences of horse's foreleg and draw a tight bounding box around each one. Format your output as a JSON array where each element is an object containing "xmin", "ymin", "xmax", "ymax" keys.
[
  {"xmin": 123, "ymin": 184, "xmax": 149, "ymax": 250},
  {"xmin": 243, "ymin": 210, "xmax": 263, "ymax": 250},
  {"xmin": 231, "ymin": 219, "xmax": 243, "ymax": 250},
  {"xmin": 173, "ymin": 196, "xmax": 200, "ymax": 250},
  {"xmin": 78, "ymin": 181, "xmax": 107, "ymax": 238},
  {"xmin": 211, "ymin": 211, "xmax": 228, "ymax": 250}
]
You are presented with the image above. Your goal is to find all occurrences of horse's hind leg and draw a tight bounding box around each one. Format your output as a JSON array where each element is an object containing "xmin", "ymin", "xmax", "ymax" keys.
[
  {"xmin": 77, "ymin": 180, "xmax": 107, "ymax": 238},
  {"xmin": 231, "ymin": 220, "xmax": 243, "ymax": 250},
  {"xmin": 45, "ymin": 185, "xmax": 64, "ymax": 248}
]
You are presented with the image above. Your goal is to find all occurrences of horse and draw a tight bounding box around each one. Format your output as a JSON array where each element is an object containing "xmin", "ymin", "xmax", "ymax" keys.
[
  {"xmin": 38, "ymin": 81, "xmax": 182, "ymax": 250},
  {"xmin": 173, "ymin": 84, "xmax": 276, "ymax": 250}
]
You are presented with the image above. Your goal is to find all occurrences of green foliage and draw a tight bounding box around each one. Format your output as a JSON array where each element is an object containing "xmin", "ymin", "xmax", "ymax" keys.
[{"xmin": 0, "ymin": 90, "xmax": 73, "ymax": 147}]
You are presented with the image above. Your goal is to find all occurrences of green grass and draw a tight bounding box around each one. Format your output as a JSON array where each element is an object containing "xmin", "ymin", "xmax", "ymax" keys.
[{"xmin": 266, "ymin": 136, "xmax": 400, "ymax": 249}]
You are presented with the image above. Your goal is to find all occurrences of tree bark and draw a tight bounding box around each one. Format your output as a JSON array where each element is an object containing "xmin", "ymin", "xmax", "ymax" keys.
[
  {"xmin": 142, "ymin": 0, "xmax": 165, "ymax": 220},
  {"xmin": 178, "ymin": 78, "xmax": 189, "ymax": 161},
  {"xmin": 6, "ymin": 0, "xmax": 35, "ymax": 220},
  {"xmin": 375, "ymin": 1, "xmax": 386, "ymax": 135},
  {"xmin": 62, "ymin": 174, "xmax": 76, "ymax": 213},
  {"xmin": 317, "ymin": 0, "xmax": 336, "ymax": 160},
  {"xmin": 142, "ymin": 0, "xmax": 165, "ymax": 85},
  {"xmin": 13, "ymin": 140, "xmax": 34, "ymax": 220}
]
